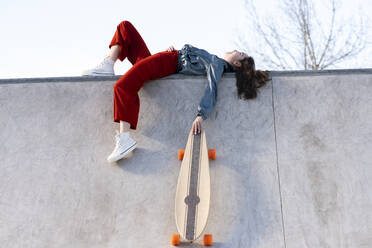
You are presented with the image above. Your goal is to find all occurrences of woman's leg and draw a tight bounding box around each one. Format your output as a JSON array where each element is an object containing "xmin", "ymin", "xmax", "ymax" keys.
[
  {"xmin": 108, "ymin": 44, "xmax": 120, "ymax": 62},
  {"xmin": 120, "ymin": 120, "xmax": 131, "ymax": 133},
  {"xmin": 83, "ymin": 20, "xmax": 151, "ymax": 76},
  {"xmin": 109, "ymin": 20, "xmax": 151, "ymax": 65},
  {"xmin": 108, "ymin": 51, "xmax": 178, "ymax": 163},
  {"xmin": 107, "ymin": 21, "xmax": 178, "ymax": 163},
  {"xmin": 107, "ymin": 21, "xmax": 178, "ymax": 162},
  {"xmin": 110, "ymin": 20, "xmax": 153, "ymax": 133},
  {"xmin": 109, "ymin": 29, "xmax": 127, "ymax": 134},
  {"xmin": 113, "ymin": 50, "xmax": 179, "ymax": 130}
]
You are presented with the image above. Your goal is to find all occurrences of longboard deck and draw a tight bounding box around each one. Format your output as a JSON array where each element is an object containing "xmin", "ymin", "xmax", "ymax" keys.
[{"xmin": 175, "ymin": 129, "xmax": 211, "ymax": 242}]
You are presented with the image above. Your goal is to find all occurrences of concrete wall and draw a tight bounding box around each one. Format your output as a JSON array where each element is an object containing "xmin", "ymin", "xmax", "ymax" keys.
[{"xmin": 0, "ymin": 69, "xmax": 371, "ymax": 248}]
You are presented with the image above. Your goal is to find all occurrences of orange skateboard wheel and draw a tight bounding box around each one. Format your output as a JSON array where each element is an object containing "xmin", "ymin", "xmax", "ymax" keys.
[
  {"xmin": 171, "ymin": 233, "xmax": 181, "ymax": 246},
  {"xmin": 208, "ymin": 149, "xmax": 216, "ymax": 160},
  {"xmin": 178, "ymin": 149, "xmax": 185, "ymax": 160},
  {"xmin": 203, "ymin": 234, "xmax": 213, "ymax": 246}
]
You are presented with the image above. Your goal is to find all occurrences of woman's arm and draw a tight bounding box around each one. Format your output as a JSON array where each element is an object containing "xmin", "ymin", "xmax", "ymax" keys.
[
  {"xmin": 192, "ymin": 60, "xmax": 225, "ymax": 133},
  {"xmin": 197, "ymin": 61, "xmax": 224, "ymax": 119}
]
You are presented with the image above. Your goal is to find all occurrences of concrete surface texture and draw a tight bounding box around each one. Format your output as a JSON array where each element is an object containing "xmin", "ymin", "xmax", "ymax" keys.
[{"xmin": 0, "ymin": 70, "xmax": 372, "ymax": 248}]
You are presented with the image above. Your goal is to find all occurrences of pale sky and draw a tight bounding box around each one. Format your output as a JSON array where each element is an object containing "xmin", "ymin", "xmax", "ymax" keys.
[{"xmin": 0, "ymin": 0, "xmax": 371, "ymax": 79}]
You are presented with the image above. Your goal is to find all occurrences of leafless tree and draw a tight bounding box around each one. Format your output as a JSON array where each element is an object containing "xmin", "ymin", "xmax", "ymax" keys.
[{"xmin": 236, "ymin": 0, "xmax": 368, "ymax": 70}]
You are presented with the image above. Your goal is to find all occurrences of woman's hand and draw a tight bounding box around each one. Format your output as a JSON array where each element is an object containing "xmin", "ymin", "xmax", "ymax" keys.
[
  {"xmin": 166, "ymin": 45, "xmax": 176, "ymax": 52},
  {"xmin": 192, "ymin": 116, "xmax": 203, "ymax": 134}
]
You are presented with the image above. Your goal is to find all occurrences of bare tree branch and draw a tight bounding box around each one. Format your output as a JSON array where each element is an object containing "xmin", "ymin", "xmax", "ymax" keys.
[
  {"xmin": 238, "ymin": 0, "xmax": 369, "ymax": 70},
  {"xmin": 318, "ymin": 0, "xmax": 336, "ymax": 67}
]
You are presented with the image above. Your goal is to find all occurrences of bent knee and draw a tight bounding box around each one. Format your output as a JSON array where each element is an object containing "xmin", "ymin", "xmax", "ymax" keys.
[{"xmin": 118, "ymin": 20, "xmax": 133, "ymax": 28}]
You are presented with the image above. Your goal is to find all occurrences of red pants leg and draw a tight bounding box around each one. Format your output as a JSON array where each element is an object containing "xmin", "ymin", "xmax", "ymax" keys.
[
  {"xmin": 109, "ymin": 20, "xmax": 151, "ymax": 64},
  {"xmin": 110, "ymin": 21, "xmax": 179, "ymax": 129}
]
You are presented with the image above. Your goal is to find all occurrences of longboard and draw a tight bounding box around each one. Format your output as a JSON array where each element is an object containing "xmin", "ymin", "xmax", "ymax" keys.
[{"xmin": 171, "ymin": 129, "xmax": 216, "ymax": 246}]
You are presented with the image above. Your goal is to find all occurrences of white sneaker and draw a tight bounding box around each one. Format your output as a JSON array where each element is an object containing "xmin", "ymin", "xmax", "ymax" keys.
[
  {"xmin": 82, "ymin": 57, "xmax": 115, "ymax": 76},
  {"xmin": 107, "ymin": 130, "xmax": 137, "ymax": 163}
]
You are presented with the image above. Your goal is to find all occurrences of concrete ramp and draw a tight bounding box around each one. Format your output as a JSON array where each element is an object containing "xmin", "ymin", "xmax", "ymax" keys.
[{"xmin": 0, "ymin": 70, "xmax": 372, "ymax": 248}]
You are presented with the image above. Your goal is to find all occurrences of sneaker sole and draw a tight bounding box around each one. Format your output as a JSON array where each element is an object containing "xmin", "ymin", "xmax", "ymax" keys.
[{"xmin": 108, "ymin": 142, "xmax": 137, "ymax": 163}]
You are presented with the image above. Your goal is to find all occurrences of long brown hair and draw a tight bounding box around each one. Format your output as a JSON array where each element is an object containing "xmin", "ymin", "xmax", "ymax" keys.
[{"xmin": 235, "ymin": 57, "xmax": 270, "ymax": 100}]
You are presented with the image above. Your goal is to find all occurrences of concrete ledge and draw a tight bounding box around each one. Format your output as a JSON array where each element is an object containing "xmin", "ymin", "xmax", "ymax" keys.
[{"xmin": 1, "ymin": 68, "xmax": 372, "ymax": 84}]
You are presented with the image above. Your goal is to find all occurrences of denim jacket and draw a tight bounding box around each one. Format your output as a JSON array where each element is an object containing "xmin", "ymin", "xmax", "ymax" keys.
[{"xmin": 177, "ymin": 44, "xmax": 235, "ymax": 120}]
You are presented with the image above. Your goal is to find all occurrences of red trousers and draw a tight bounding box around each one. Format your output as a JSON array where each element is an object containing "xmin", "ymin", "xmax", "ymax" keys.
[{"xmin": 109, "ymin": 20, "xmax": 179, "ymax": 129}]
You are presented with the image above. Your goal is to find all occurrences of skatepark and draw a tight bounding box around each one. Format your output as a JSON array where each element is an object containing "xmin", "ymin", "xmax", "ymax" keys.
[{"xmin": 1, "ymin": 69, "xmax": 371, "ymax": 247}]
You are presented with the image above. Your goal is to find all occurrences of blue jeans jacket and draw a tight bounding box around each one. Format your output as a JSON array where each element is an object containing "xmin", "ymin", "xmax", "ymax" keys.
[{"xmin": 177, "ymin": 44, "xmax": 235, "ymax": 120}]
